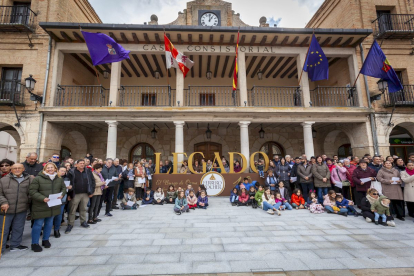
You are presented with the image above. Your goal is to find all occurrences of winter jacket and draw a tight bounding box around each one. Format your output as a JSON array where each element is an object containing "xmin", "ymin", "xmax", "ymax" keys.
[
  {"xmin": 276, "ymin": 163, "xmax": 291, "ymax": 181},
  {"xmin": 291, "ymin": 194, "xmax": 305, "ymax": 206},
  {"xmin": 360, "ymin": 196, "xmax": 373, "ymax": 213},
  {"xmin": 307, "ymin": 197, "xmax": 318, "ymax": 205},
  {"xmin": 198, "ymin": 196, "xmax": 208, "ymax": 205},
  {"xmin": 336, "ymin": 198, "xmax": 351, "ymax": 208},
  {"xmin": 0, "ymin": 173, "xmax": 32, "ymax": 214},
  {"xmin": 230, "ymin": 191, "xmax": 238, "ymax": 203},
  {"xmin": 312, "ymin": 163, "xmax": 331, "ymax": 188},
  {"xmin": 166, "ymin": 190, "xmax": 177, "ymax": 201},
  {"xmin": 255, "ymin": 190, "xmax": 264, "ymax": 207},
  {"xmin": 352, "ymin": 166, "xmax": 377, "ymax": 192},
  {"xmin": 154, "ymin": 191, "xmax": 165, "ymax": 201},
  {"xmin": 239, "ymin": 192, "xmax": 249, "ymax": 203},
  {"xmin": 276, "ymin": 187, "xmax": 290, "ymax": 202},
  {"xmin": 92, "ymin": 172, "xmax": 105, "ymax": 196},
  {"xmin": 323, "ymin": 194, "xmax": 336, "ymax": 207},
  {"xmin": 248, "ymin": 191, "xmax": 256, "ymax": 200},
  {"xmin": 101, "ymin": 165, "xmax": 119, "ymax": 182},
  {"xmin": 175, "ymin": 197, "xmax": 188, "ymax": 209},
  {"xmin": 22, "ymin": 161, "xmax": 43, "ymax": 177},
  {"xmin": 371, "ymin": 195, "xmax": 390, "ymax": 216},
  {"xmin": 297, "ymin": 163, "xmax": 313, "ymax": 184},
  {"xmin": 368, "ymin": 163, "xmax": 383, "ymax": 173},
  {"xmin": 331, "ymin": 166, "xmax": 348, "ymax": 184},
  {"xmin": 122, "ymin": 193, "xmax": 137, "ymax": 205},
  {"xmin": 275, "ymin": 197, "xmax": 285, "ymax": 204},
  {"xmin": 376, "ymin": 168, "xmax": 403, "ymax": 200},
  {"xmin": 262, "ymin": 194, "xmax": 276, "ymax": 206},
  {"xmin": 290, "ymin": 163, "xmax": 300, "ymax": 183},
  {"xmin": 67, "ymin": 167, "xmax": 96, "ymax": 197},
  {"xmin": 143, "ymin": 190, "xmax": 154, "ymax": 200},
  {"xmin": 29, "ymin": 172, "xmax": 67, "ymax": 220},
  {"xmin": 344, "ymin": 164, "xmax": 357, "ymax": 187},
  {"xmin": 187, "ymin": 195, "xmax": 198, "ymax": 205},
  {"xmin": 401, "ymin": 170, "xmax": 414, "ymax": 202},
  {"xmin": 265, "ymin": 175, "xmax": 278, "ymax": 190}
]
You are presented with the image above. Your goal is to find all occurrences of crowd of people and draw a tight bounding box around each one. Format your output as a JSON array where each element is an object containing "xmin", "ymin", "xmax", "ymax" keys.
[{"xmin": 0, "ymin": 151, "xmax": 413, "ymax": 254}]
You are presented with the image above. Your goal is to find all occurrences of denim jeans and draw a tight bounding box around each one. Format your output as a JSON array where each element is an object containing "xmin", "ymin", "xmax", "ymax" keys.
[
  {"xmin": 263, "ymin": 201, "xmax": 282, "ymax": 211},
  {"xmin": 259, "ymin": 170, "xmax": 264, "ymax": 177},
  {"xmin": 317, "ymin": 187, "xmax": 328, "ymax": 204},
  {"xmin": 230, "ymin": 195, "xmax": 238, "ymax": 203},
  {"xmin": 374, "ymin": 212, "xmax": 387, "ymax": 222},
  {"xmin": 53, "ymin": 204, "xmax": 65, "ymax": 231},
  {"xmin": 325, "ymin": 206, "xmax": 348, "ymax": 214},
  {"xmin": 282, "ymin": 202, "xmax": 293, "ymax": 210},
  {"xmin": 32, "ymin": 216, "xmax": 54, "ymax": 244},
  {"xmin": 346, "ymin": 205, "xmax": 357, "ymax": 215}
]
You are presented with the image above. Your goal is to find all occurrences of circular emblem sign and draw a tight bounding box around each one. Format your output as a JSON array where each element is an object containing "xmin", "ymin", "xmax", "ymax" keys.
[{"xmin": 200, "ymin": 172, "xmax": 225, "ymax": 196}]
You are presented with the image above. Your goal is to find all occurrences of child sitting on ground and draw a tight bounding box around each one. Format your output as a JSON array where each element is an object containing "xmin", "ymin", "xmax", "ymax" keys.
[
  {"xmin": 174, "ymin": 190, "xmax": 189, "ymax": 215},
  {"xmin": 291, "ymin": 189, "xmax": 306, "ymax": 209},
  {"xmin": 371, "ymin": 195, "xmax": 391, "ymax": 226},
  {"xmin": 165, "ymin": 185, "xmax": 176, "ymax": 204},
  {"xmin": 323, "ymin": 190, "xmax": 347, "ymax": 216},
  {"xmin": 230, "ymin": 188, "xmax": 239, "ymax": 206},
  {"xmin": 142, "ymin": 189, "xmax": 154, "ymax": 205},
  {"xmin": 185, "ymin": 184, "xmax": 192, "ymax": 197},
  {"xmin": 187, "ymin": 190, "xmax": 198, "ymax": 209},
  {"xmin": 121, "ymin": 188, "xmax": 138, "ymax": 210},
  {"xmin": 237, "ymin": 188, "xmax": 250, "ymax": 206},
  {"xmin": 197, "ymin": 190, "xmax": 208, "ymax": 209},
  {"xmin": 276, "ymin": 181, "xmax": 290, "ymax": 203},
  {"xmin": 153, "ymin": 187, "xmax": 165, "ymax": 205},
  {"xmin": 249, "ymin": 186, "xmax": 257, "ymax": 208},
  {"xmin": 275, "ymin": 191, "xmax": 292, "ymax": 210},
  {"xmin": 336, "ymin": 194, "xmax": 359, "ymax": 217},
  {"xmin": 196, "ymin": 185, "xmax": 208, "ymax": 198},
  {"xmin": 308, "ymin": 190, "xmax": 324, "ymax": 214},
  {"xmin": 257, "ymin": 159, "xmax": 265, "ymax": 178},
  {"xmin": 255, "ymin": 185, "xmax": 264, "ymax": 208},
  {"xmin": 175, "ymin": 186, "xmax": 183, "ymax": 198}
]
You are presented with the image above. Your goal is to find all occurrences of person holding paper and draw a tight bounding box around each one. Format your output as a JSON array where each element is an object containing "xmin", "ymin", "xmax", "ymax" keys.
[
  {"xmin": 52, "ymin": 166, "xmax": 71, "ymax": 238},
  {"xmin": 29, "ymin": 163, "xmax": 66, "ymax": 252},
  {"xmin": 352, "ymin": 160, "xmax": 377, "ymax": 206},
  {"xmin": 401, "ymin": 161, "xmax": 414, "ymax": 219},
  {"xmin": 297, "ymin": 158, "xmax": 314, "ymax": 203},
  {"xmin": 100, "ymin": 158, "xmax": 119, "ymax": 217},
  {"xmin": 376, "ymin": 161, "xmax": 404, "ymax": 221},
  {"xmin": 90, "ymin": 164, "xmax": 106, "ymax": 224},
  {"xmin": 121, "ymin": 188, "xmax": 138, "ymax": 210},
  {"xmin": 312, "ymin": 156, "xmax": 330, "ymax": 204}
]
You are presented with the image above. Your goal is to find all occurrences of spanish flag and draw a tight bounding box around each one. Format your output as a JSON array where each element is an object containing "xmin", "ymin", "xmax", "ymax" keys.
[
  {"xmin": 233, "ymin": 30, "xmax": 240, "ymax": 91},
  {"xmin": 164, "ymin": 34, "xmax": 194, "ymax": 78}
]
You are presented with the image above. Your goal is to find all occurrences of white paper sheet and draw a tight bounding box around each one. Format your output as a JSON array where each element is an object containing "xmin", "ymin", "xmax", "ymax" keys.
[
  {"xmin": 129, "ymin": 176, "xmax": 134, "ymax": 180},
  {"xmin": 148, "ymin": 175, "xmax": 152, "ymax": 180},
  {"xmin": 126, "ymin": 201, "xmax": 135, "ymax": 207},
  {"xmin": 105, "ymin": 179, "xmax": 112, "ymax": 186},
  {"xmin": 360, "ymin": 178, "xmax": 372, "ymax": 183},
  {"xmin": 111, "ymin": 176, "xmax": 118, "ymax": 181},
  {"xmin": 391, "ymin": 177, "xmax": 400, "ymax": 184},
  {"xmin": 47, "ymin": 192, "xmax": 62, "ymax": 207},
  {"xmin": 290, "ymin": 177, "xmax": 297, "ymax": 182},
  {"xmin": 64, "ymin": 181, "xmax": 70, "ymax": 187},
  {"xmin": 334, "ymin": 181, "xmax": 343, "ymax": 189}
]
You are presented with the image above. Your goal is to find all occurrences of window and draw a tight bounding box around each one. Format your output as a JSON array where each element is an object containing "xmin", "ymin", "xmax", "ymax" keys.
[
  {"xmin": 11, "ymin": 2, "xmax": 31, "ymax": 25},
  {"xmin": 1, "ymin": 67, "xmax": 22, "ymax": 102},
  {"xmin": 130, "ymin": 143, "xmax": 155, "ymax": 163},
  {"xmin": 60, "ymin": 146, "xmax": 71, "ymax": 160},
  {"xmin": 338, "ymin": 144, "xmax": 352, "ymax": 158},
  {"xmin": 200, "ymin": 94, "xmax": 215, "ymax": 106},
  {"xmin": 260, "ymin": 142, "xmax": 285, "ymax": 159},
  {"xmin": 142, "ymin": 94, "xmax": 156, "ymax": 106}
]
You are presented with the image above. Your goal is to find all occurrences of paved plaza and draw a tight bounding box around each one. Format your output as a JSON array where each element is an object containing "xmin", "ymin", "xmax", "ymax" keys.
[{"xmin": 1, "ymin": 197, "xmax": 414, "ymax": 275}]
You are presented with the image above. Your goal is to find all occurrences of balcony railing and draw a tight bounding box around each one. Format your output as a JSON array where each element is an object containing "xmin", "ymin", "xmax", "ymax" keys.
[
  {"xmin": 372, "ymin": 14, "xmax": 414, "ymax": 39},
  {"xmin": 0, "ymin": 80, "xmax": 24, "ymax": 106},
  {"xmin": 55, "ymin": 85, "xmax": 109, "ymax": 107},
  {"xmin": 119, "ymin": 85, "xmax": 174, "ymax": 107},
  {"xmin": 0, "ymin": 5, "xmax": 37, "ymax": 32},
  {"xmin": 249, "ymin": 86, "xmax": 302, "ymax": 107},
  {"xmin": 186, "ymin": 86, "xmax": 239, "ymax": 106},
  {"xmin": 383, "ymin": 85, "xmax": 414, "ymax": 107},
  {"xmin": 310, "ymin": 86, "xmax": 358, "ymax": 107}
]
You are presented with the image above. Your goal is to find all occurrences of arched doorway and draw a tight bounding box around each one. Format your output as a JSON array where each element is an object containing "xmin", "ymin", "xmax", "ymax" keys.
[
  {"xmin": 194, "ymin": 142, "xmax": 222, "ymax": 162},
  {"xmin": 338, "ymin": 144, "xmax": 352, "ymax": 158},
  {"xmin": 130, "ymin": 143, "xmax": 155, "ymax": 163},
  {"xmin": 389, "ymin": 125, "xmax": 414, "ymax": 162},
  {"xmin": 60, "ymin": 146, "xmax": 72, "ymax": 160},
  {"xmin": 260, "ymin": 141, "xmax": 285, "ymax": 159},
  {"xmin": 0, "ymin": 131, "xmax": 17, "ymax": 162}
]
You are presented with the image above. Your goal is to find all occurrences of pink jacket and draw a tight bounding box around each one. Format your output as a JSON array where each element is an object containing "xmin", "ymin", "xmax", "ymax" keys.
[
  {"xmin": 187, "ymin": 195, "xmax": 198, "ymax": 205},
  {"xmin": 275, "ymin": 197, "xmax": 285, "ymax": 204},
  {"xmin": 239, "ymin": 192, "xmax": 249, "ymax": 203},
  {"xmin": 323, "ymin": 194, "xmax": 336, "ymax": 207},
  {"xmin": 331, "ymin": 166, "xmax": 347, "ymax": 183}
]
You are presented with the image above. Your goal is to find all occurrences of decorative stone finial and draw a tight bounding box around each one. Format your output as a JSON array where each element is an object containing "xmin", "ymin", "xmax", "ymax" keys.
[
  {"xmin": 151, "ymin": 14, "xmax": 158, "ymax": 22},
  {"xmin": 259, "ymin": 16, "xmax": 267, "ymax": 24}
]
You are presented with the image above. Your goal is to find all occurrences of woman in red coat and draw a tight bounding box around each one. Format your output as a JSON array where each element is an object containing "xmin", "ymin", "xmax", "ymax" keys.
[{"xmin": 352, "ymin": 160, "xmax": 377, "ymax": 206}]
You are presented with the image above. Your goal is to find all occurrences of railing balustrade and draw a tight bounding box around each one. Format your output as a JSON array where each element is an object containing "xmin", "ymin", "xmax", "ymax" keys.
[
  {"xmin": 186, "ymin": 86, "xmax": 239, "ymax": 106},
  {"xmin": 119, "ymin": 86, "xmax": 173, "ymax": 107},
  {"xmin": 249, "ymin": 86, "xmax": 302, "ymax": 107},
  {"xmin": 0, "ymin": 80, "xmax": 24, "ymax": 105},
  {"xmin": 372, "ymin": 14, "xmax": 414, "ymax": 39},
  {"xmin": 383, "ymin": 85, "xmax": 414, "ymax": 107},
  {"xmin": 310, "ymin": 86, "xmax": 358, "ymax": 107},
  {"xmin": 55, "ymin": 85, "xmax": 109, "ymax": 107},
  {"xmin": 0, "ymin": 5, "xmax": 37, "ymax": 32}
]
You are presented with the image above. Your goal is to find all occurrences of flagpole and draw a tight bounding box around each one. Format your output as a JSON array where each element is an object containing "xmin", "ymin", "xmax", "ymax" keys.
[
  {"xmin": 351, "ymin": 40, "xmax": 376, "ymax": 90},
  {"xmin": 164, "ymin": 29, "xmax": 170, "ymax": 88},
  {"xmin": 297, "ymin": 30, "xmax": 315, "ymax": 86}
]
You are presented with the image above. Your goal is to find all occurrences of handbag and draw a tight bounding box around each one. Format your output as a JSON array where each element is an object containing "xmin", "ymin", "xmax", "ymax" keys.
[
  {"xmin": 336, "ymin": 167, "xmax": 350, "ymax": 187},
  {"xmin": 134, "ymin": 168, "xmax": 143, "ymax": 188},
  {"xmin": 370, "ymin": 178, "xmax": 383, "ymax": 195}
]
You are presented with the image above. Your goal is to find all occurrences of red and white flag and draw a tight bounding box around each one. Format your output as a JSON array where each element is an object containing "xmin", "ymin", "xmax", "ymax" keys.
[{"xmin": 164, "ymin": 34, "xmax": 194, "ymax": 77}]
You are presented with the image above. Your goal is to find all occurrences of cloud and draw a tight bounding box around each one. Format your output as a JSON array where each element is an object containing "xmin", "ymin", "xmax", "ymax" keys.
[{"xmin": 267, "ymin": 17, "xmax": 282, "ymax": 27}]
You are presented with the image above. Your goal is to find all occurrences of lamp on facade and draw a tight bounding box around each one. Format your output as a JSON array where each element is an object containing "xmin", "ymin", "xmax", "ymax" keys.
[
  {"xmin": 206, "ymin": 124, "xmax": 212, "ymax": 139},
  {"xmin": 151, "ymin": 125, "xmax": 158, "ymax": 139},
  {"xmin": 257, "ymin": 69, "xmax": 263, "ymax": 80},
  {"xmin": 312, "ymin": 127, "xmax": 317, "ymax": 139},
  {"xmin": 154, "ymin": 70, "xmax": 160, "ymax": 79},
  {"xmin": 206, "ymin": 70, "xmax": 212, "ymax": 80},
  {"xmin": 259, "ymin": 124, "xmax": 265, "ymax": 138},
  {"xmin": 377, "ymin": 79, "xmax": 388, "ymax": 93},
  {"xmin": 25, "ymin": 74, "xmax": 36, "ymax": 92},
  {"xmin": 103, "ymin": 70, "xmax": 109, "ymax": 79}
]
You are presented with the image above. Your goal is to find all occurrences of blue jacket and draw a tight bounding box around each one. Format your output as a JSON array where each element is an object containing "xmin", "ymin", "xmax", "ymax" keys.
[
  {"xmin": 175, "ymin": 197, "xmax": 188, "ymax": 209},
  {"xmin": 336, "ymin": 198, "xmax": 350, "ymax": 208},
  {"xmin": 230, "ymin": 191, "xmax": 238, "ymax": 202},
  {"xmin": 198, "ymin": 196, "xmax": 208, "ymax": 205},
  {"xmin": 368, "ymin": 163, "xmax": 382, "ymax": 173}
]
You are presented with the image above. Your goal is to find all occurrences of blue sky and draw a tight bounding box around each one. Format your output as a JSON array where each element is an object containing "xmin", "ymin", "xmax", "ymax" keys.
[{"xmin": 89, "ymin": 0, "xmax": 325, "ymax": 28}]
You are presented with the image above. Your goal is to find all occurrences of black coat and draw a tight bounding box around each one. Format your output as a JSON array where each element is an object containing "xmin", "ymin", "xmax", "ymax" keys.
[
  {"xmin": 67, "ymin": 168, "xmax": 96, "ymax": 196},
  {"xmin": 101, "ymin": 165, "xmax": 119, "ymax": 187},
  {"xmin": 22, "ymin": 161, "xmax": 43, "ymax": 177},
  {"xmin": 360, "ymin": 196, "xmax": 372, "ymax": 213}
]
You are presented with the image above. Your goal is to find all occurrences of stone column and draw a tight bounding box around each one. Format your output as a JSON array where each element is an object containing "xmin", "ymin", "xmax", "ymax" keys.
[
  {"xmin": 348, "ymin": 54, "xmax": 364, "ymax": 107},
  {"xmin": 176, "ymin": 71, "xmax": 184, "ymax": 107},
  {"xmin": 174, "ymin": 121, "xmax": 185, "ymax": 171},
  {"xmin": 109, "ymin": 62, "xmax": 122, "ymax": 107},
  {"xmin": 238, "ymin": 52, "xmax": 248, "ymax": 107},
  {"xmin": 239, "ymin": 121, "xmax": 251, "ymax": 172},
  {"xmin": 106, "ymin": 121, "xmax": 118, "ymax": 159},
  {"xmin": 49, "ymin": 50, "xmax": 64, "ymax": 107},
  {"xmin": 301, "ymin": 122, "xmax": 315, "ymax": 158},
  {"xmin": 297, "ymin": 53, "xmax": 311, "ymax": 107}
]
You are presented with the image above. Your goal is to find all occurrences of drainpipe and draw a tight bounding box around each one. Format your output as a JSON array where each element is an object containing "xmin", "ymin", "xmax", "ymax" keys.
[
  {"xmin": 36, "ymin": 37, "xmax": 52, "ymax": 157},
  {"xmin": 359, "ymin": 43, "xmax": 379, "ymax": 155}
]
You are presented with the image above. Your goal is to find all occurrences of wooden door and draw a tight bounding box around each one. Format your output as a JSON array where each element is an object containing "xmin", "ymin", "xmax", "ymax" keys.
[{"xmin": 194, "ymin": 142, "xmax": 222, "ymax": 162}]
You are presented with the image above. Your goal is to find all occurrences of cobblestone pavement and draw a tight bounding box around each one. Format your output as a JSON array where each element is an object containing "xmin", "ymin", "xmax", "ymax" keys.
[{"xmin": 0, "ymin": 197, "xmax": 413, "ymax": 275}]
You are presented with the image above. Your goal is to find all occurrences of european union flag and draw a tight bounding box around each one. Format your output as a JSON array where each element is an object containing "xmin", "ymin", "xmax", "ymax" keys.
[
  {"xmin": 81, "ymin": 31, "xmax": 130, "ymax": 66},
  {"xmin": 360, "ymin": 40, "xmax": 403, "ymax": 93},
  {"xmin": 303, "ymin": 34, "xmax": 329, "ymax": 81}
]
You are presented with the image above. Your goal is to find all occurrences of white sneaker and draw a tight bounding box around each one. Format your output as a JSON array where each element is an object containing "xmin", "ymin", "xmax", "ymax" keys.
[
  {"xmin": 365, "ymin": 217, "xmax": 372, "ymax": 223},
  {"xmin": 387, "ymin": 220, "xmax": 396, "ymax": 227},
  {"xmin": 275, "ymin": 210, "xmax": 281, "ymax": 216},
  {"xmin": 267, "ymin": 209, "xmax": 275, "ymax": 215}
]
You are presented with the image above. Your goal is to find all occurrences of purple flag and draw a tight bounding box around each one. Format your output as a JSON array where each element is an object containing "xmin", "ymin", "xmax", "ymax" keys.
[{"xmin": 81, "ymin": 31, "xmax": 130, "ymax": 66}]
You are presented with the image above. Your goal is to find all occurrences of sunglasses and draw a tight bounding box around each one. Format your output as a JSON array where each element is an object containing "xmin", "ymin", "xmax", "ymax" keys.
[
  {"xmin": 372, "ymin": 193, "xmax": 379, "ymax": 196},
  {"xmin": 52, "ymin": 156, "xmax": 59, "ymax": 158},
  {"xmin": 0, "ymin": 165, "xmax": 10, "ymax": 167}
]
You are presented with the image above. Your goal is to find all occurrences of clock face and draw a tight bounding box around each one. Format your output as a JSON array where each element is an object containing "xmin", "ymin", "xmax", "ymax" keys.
[{"xmin": 200, "ymin": 12, "xmax": 219, "ymax": 26}]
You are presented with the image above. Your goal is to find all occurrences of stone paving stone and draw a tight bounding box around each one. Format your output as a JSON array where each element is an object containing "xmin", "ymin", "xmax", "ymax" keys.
[
  {"xmin": 106, "ymin": 254, "xmax": 146, "ymax": 264},
  {"xmin": 265, "ymin": 258, "xmax": 310, "ymax": 271},
  {"xmin": 58, "ymin": 247, "xmax": 97, "ymax": 256},
  {"xmin": 229, "ymin": 260, "xmax": 270, "ymax": 272},
  {"xmin": 345, "ymin": 248, "xmax": 388, "ymax": 258},
  {"xmin": 132, "ymin": 228, "xmax": 162, "ymax": 234},
  {"xmin": 342, "ymin": 241, "xmax": 380, "ymax": 249},
  {"xmin": 372, "ymin": 240, "xmax": 411, "ymax": 248},
  {"xmin": 0, "ymin": 267, "xmax": 35, "ymax": 276},
  {"xmin": 71, "ymin": 255, "xmax": 111, "ymax": 265},
  {"xmin": 336, "ymin": 257, "xmax": 383, "ymax": 269},
  {"xmin": 193, "ymin": 261, "xmax": 233, "ymax": 273},
  {"xmin": 370, "ymin": 257, "xmax": 414, "ymax": 268},
  {"xmin": 29, "ymin": 256, "xmax": 76, "ymax": 266},
  {"xmin": 323, "ymin": 235, "xmax": 357, "ymax": 242},
  {"xmin": 284, "ymin": 242, "xmax": 316, "ymax": 250},
  {"xmin": 211, "ymin": 237, "xmax": 242, "ymax": 244},
  {"xmin": 180, "ymin": 252, "xmax": 216, "ymax": 262},
  {"xmin": 192, "ymin": 244, "xmax": 224, "ymax": 253},
  {"xmin": 312, "ymin": 241, "xmax": 345, "ymax": 249},
  {"xmin": 0, "ymin": 257, "xmax": 38, "ymax": 267},
  {"xmin": 182, "ymin": 238, "xmax": 212, "ymax": 245},
  {"xmin": 71, "ymin": 264, "xmax": 117, "ymax": 276},
  {"xmin": 151, "ymin": 262, "xmax": 193, "ymax": 275},
  {"xmin": 284, "ymin": 250, "xmax": 320, "ymax": 260},
  {"xmin": 152, "ymin": 238, "xmax": 182, "ymax": 245},
  {"xmin": 300, "ymin": 258, "xmax": 347, "ymax": 270},
  {"xmin": 322, "ymin": 229, "xmax": 352, "ymax": 235},
  {"xmin": 159, "ymin": 245, "xmax": 193, "ymax": 253},
  {"xmin": 88, "ymin": 240, "xmax": 124, "ymax": 247},
  {"xmin": 55, "ymin": 240, "xmax": 95, "ymax": 248},
  {"xmin": 121, "ymin": 239, "xmax": 154, "ymax": 246},
  {"xmin": 144, "ymin": 253, "xmax": 181, "ymax": 263},
  {"xmin": 311, "ymin": 270, "xmax": 356, "ymax": 276},
  {"xmin": 313, "ymin": 249, "xmax": 354, "ymax": 259},
  {"xmin": 30, "ymin": 266, "xmax": 78, "ymax": 276},
  {"xmin": 93, "ymin": 246, "xmax": 160, "ymax": 255}
]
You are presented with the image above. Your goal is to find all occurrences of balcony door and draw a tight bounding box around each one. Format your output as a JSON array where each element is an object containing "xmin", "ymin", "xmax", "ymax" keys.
[
  {"xmin": 11, "ymin": 2, "xmax": 31, "ymax": 25},
  {"xmin": 194, "ymin": 142, "xmax": 222, "ymax": 163},
  {"xmin": 1, "ymin": 67, "xmax": 22, "ymax": 102},
  {"xmin": 377, "ymin": 10, "xmax": 392, "ymax": 33}
]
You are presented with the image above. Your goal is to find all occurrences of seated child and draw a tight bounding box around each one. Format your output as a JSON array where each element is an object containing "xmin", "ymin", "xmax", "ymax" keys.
[
  {"xmin": 291, "ymin": 189, "xmax": 305, "ymax": 209},
  {"xmin": 230, "ymin": 188, "xmax": 239, "ymax": 206},
  {"xmin": 257, "ymin": 159, "xmax": 265, "ymax": 178},
  {"xmin": 371, "ymin": 195, "xmax": 391, "ymax": 226},
  {"xmin": 265, "ymin": 170, "xmax": 278, "ymax": 191},
  {"xmin": 336, "ymin": 194, "xmax": 359, "ymax": 217},
  {"xmin": 196, "ymin": 185, "xmax": 208, "ymax": 198},
  {"xmin": 153, "ymin": 187, "xmax": 165, "ymax": 205},
  {"xmin": 275, "ymin": 191, "xmax": 292, "ymax": 210},
  {"xmin": 175, "ymin": 186, "xmax": 183, "ymax": 198},
  {"xmin": 185, "ymin": 184, "xmax": 192, "ymax": 197},
  {"xmin": 197, "ymin": 190, "xmax": 209, "ymax": 209},
  {"xmin": 307, "ymin": 191, "xmax": 324, "ymax": 214},
  {"xmin": 276, "ymin": 181, "xmax": 290, "ymax": 203},
  {"xmin": 248, "ymin": 186, "xmax": 257, "ymax": 208},
  {"xmin": 187, "ymin": 190, "xmax": 198, "ymax": 209},
  {"xmin": 323, "ymin": 190, "xmax": 347, "ymax": 216},
  {"xmin": 237, "ymin": 188, "xmax": 250, "ymax": 206},
  {"xmin": 142, "ymin": 189, "xmax": 154, "ymax": 205},
  {"xmin": 174, "ymin": 190, "xmax": 189, "ymax": 215},
  {"xmin": 165, "ymin": 185, "xmax": 176, "ymax": 204},
  {"xmin": 121, "ymin": 188, "xmax": 138, "ymax": 210},
  {"xmin": 254, "ymin": 185, "xmax": 264, "ymax": 208}
]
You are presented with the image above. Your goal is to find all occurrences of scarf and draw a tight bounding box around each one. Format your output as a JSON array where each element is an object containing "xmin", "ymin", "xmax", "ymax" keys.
[
  {"xmin": 327, "ymin": 164, "xmax": 335, "ymax": 172},
  {"xmin": 45, "ymin": 172, "xmax": 57, "ymax": 180},
  {"xmin": 97, "ymin": 172, "xmax": 105, "ymax": 190},
  {"xmin": 366, "ymin": 194, "xmax": 378, "ymax": 205},
  {"xmin": 406, "ymin": 168, "xmax": 414, "ymax": 176},
  {"xmin": 396, "ymin": 165, "xmax": 406, "ymax": 171}
]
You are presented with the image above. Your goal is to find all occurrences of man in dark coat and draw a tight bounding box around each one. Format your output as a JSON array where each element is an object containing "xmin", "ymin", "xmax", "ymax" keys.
[
  {"xmin": 101, "ymin": 158, "xmax": 120, "ymax": 217},
  {"xmin": 22, "ymin": 152, "xmax": 43, "ymax": 177},
  {"xmin": 368, "ymin": 155, "xmax": 383, "ymax": 173}
]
